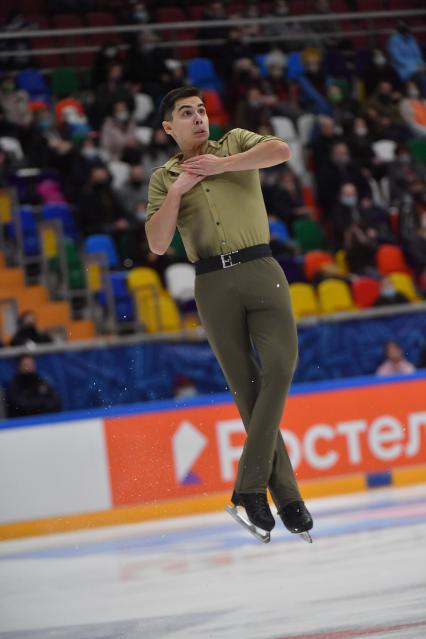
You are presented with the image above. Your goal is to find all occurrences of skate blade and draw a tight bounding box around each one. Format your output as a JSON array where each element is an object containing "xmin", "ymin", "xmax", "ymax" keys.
[
  {"xmin": 299, "ymin": 531, "xmax": 313, "ymax": 544},
  {"xmin": 226, "ymin": 505, "xmax": 271, "ymax": 543}
]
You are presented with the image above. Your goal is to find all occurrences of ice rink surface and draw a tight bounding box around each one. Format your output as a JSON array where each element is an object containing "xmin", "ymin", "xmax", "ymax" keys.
[{"xmin": 0, "ymin": 483, "xmax": 425, "ymax": 639}]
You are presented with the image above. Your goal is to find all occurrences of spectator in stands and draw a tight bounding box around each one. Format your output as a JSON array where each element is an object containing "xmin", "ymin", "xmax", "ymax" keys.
[
  {"xmin": 10, "ymin": 311, "xmax": 54, "ymax": 348},
  {"xmin": 0, "ymin": 74, "xmax": 32, "ymax": 128},
  {"xmin": 77, "ymin": 164, "xmax": 129, "ymax": 235},
  {"xmin": 316, "ymin": 142, "xmax": 371, "ymax": 215},
  {"xmin": 347, "ymin": 117, "xmax": 377, "ymax": 170},
  {"xmin": 129, "ymin": 1, "xmax": 151, "ymax": 25},
  {"xmin": 215, "ymin": 28, "xmax": 254, "ymax": 78},
  {"xmin": 400, "ymin": 80, "xmax": 426, "ymax": 138},
  {"xmin": 92, "ymin": 42, "xmax": 122, "ymax": 87},
  {"xmin": 117, "ymin": 164, "xmax": 149, "ymax": 221},
  {"xmin": 93, "ymin": 62, "xmax": 134, "ymax": 127},
  {"xmin": 141, "ymin": 128, "xmax": 175, "ymax": 175},
  {"xmin": 376, "ymin": 340, "xmax": 416, "ymax": 377},
  {"xmin": 5, "ymin": 354, "xmax": 62, "ymax": 418},
  {"xmin": 388, "ymin": 144, "xmax": 426, "ymax": 205},
  {"xmin": 309, "ymin": 115, "xmax": 341, "ymax": 169},
  {"xmin": 364, "ymin": 81, "xmax": 404, "ymax": 139},
  {"xmin": 201, "ymin": 1, "xmax": 229, "ymax": 40},
  {"xmin": 307, "ymin": 0, "xmax": 339, "ymax": 47},
  {"xmin": 263, "ymin": 168, "xmax": 313, "ymax": 225},
  {"xmin": 327, "ymin": 83, "xmax": 359, "ymax": 129},
  {"xmin": 24, "ymin": 107, "xmax": 74, "ymax": 170},
  {"xmin": 100, "ymin": 100, "xmax": 140, "ymax": 162},
  {"xmin": 387, "ymin": 22, "xmax": 426, "ymax": 84},
  {"xmin": 126, "ymin": 30, "xmax": 169, "ymax": 96},
  {"xmin": 265, "ymin": 0, "xmax": 300, "ymax": 40},
  {"xmin": 373, "ymin": 276, "xmax": 410, "ymax": 307},
  {"xmin": 403, "ymin": 211, "xmax": 426, "ymax": 274},
  {"xmin": 173, "ymin": 374, "xmax": 198, "ymax": 400},
  {"xmin": 234, "ymin": 87, "xmax": 274, "ymax": 132},
  {"xmin": 363, "ymin": 49, "xmax": 401, "ymax": 97}
]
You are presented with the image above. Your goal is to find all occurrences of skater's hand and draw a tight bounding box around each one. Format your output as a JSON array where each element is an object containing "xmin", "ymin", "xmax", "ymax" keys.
[
  {"xmin": 171, "ymin": 171, "xmax": 204, "ymax": 196},
  {"xmin": 181, "ymin": 154, "xmax": 227, "ymax": 176}
]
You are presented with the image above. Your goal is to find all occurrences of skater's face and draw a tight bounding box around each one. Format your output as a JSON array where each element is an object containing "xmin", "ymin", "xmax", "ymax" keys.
[{"xmin": 162, "ymin": 96, "xmax": 209, "ymax": 151}]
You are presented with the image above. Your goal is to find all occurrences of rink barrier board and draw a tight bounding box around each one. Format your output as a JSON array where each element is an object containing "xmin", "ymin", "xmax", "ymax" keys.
[
  {"xmin": 1, "ymin": 373, "xmax": 426, "ymax": 540},
  {"xmin": 1, "ymin": 465, "xmax": 426, "ymax": 541}
]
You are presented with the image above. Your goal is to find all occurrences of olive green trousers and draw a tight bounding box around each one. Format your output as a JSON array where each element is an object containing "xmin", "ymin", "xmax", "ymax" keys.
[{"xmin": 194, "ymin": 256, "xmax": 301, "ymax": 509}]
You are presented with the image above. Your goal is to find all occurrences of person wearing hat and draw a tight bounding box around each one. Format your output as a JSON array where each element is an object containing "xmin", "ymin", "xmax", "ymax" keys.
[{"xmin": 145, "ymin": 86, "xmax": 313, "ymax": 541}]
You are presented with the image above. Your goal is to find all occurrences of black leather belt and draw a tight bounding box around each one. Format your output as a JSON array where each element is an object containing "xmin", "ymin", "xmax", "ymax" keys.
[{"xmin": 195, "ymin": 244, "xmax": 272, "ymax": 275}]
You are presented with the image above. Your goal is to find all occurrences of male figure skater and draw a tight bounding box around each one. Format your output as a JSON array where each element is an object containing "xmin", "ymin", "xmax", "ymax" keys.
[{"xmin": 146, "ymin": 87, "xmax": 313, "ymax": 542}]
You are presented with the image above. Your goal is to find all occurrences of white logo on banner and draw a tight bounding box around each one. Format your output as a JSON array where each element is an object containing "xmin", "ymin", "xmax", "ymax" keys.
[{"xmin": 172, "ymin": 420, "xmax": 208, "ymax": 484}]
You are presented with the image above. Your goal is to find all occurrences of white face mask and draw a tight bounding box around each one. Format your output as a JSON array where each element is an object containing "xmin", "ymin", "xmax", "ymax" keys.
[
  {"xmin": 340, "ymin": 195, "xmax": 357, "ymax": 207},
  {"xmin": 374, "ymin": 55, "xmax": 386, "ymax": 67},
  {"xmin": 115, "ymin": 111, "xmax": 129, "ymax": 122},
  {"xmin": 82, "ymin": 147, "xmax": 99, "ymax": 159},
  {"xmin": 408, "ymin": 88, "xmax": 420, "ymax": 99},
  {"xmin": 355, "ymin": 127, "xmax": 368, "ymax": 136}
]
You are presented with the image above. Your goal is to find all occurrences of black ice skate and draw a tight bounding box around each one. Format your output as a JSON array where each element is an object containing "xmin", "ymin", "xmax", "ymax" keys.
[
  {"xmin": 226, "ymin": 491, "xmax": 275, "ymax": 544},
  {"xmin": 278, "ymin": 500, "xmax": 313, "ymax": 543}
]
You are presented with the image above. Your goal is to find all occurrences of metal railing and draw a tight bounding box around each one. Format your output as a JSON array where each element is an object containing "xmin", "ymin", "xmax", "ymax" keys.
[{"xmin": 0, "ymin": 9, "xmax": 425, "ymax": 63}]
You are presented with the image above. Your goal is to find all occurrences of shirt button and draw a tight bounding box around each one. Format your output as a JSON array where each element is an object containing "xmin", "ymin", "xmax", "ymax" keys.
[
  {"xmin": 216, "ymin": 221, "xmax": 220, "ymax": 225},
  {"xmin": 206, "ymin": 188, "xmax": 210, "ymax": 192}
]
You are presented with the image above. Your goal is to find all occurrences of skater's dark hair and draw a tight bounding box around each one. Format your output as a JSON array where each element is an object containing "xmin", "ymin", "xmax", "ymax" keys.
[{"xmin": 159, "ymin": 86, "xmax": 203, "ymax": 122}]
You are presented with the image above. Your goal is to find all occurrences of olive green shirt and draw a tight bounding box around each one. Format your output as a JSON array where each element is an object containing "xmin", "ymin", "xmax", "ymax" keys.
[{"xmin": 146, "ymin": 128, "xmax": 284, "ymax": 263}]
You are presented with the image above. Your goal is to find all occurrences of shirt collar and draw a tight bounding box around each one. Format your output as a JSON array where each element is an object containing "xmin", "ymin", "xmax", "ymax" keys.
[{"xmin": 163, "ymin": 139, "xmax": 220, "ymax": 174}]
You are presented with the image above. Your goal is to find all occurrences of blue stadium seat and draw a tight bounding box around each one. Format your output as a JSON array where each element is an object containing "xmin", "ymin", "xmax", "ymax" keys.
[
  {"xmin": 187, "ymin": 58, "xmax": 222, "ymax": 91},
  {"xmin": 269, "ymin": 220, "xmax": 290, "ymax": 245},
  {"xmin": 16, "ymin": 69, "xmax": 50, "ymax": 101},
  {"xmin": 41, "ymin": 203, "xmax": 78, "ymax": 240},
  {"xmin": 6, "ymin": 206, "xmax": 40, "ymax": 257},
  {"xmin": 83, "ymin": 234, "xmax": 119, "ymax": 268},
  {"xmin": 96, "ymin": 272, "xmax": 135, "ymax": 323}
]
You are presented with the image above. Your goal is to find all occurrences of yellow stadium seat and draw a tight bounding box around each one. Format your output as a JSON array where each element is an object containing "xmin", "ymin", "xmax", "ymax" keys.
[
  {"xmin": 0, "ymin": 188, "xmax": 13, "ymax": 224},
  {"xmin": 40, "ymin": 226, "xmax": 58, "ymax": 258},
  {"xmin": 289, "ymin": 283, "xmax": 320, "ymax": 319},
  {"xmin": 318, "ymin": 279, "xmax": 356, "ymax": 314},
  {"xmin": 85, "ymin": 262, "xmax": 102, "ymax": 292},
  {"xmin": 389, "ymin": 272, "xmax": 421, "ymax": 302},
  {"xmin": 135, "ymin": 289, "xmax": 181, "ymax": 332},
  {"xmin": 127, "ymin": 267, "xmax": 163, "ymax": 292},
  {"xmin": 335, "ymin": 249, "xmax": 349, "ymax": 275}
]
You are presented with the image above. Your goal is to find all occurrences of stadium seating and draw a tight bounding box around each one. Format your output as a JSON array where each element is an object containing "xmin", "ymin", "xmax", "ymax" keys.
[
  {"xmin": 318, "ymin": 279, "xmax": 356, "ymax": 314},
  {"xmin": 351, "ymin": 277, "xmax": 380, "ymax": 308},
  {"xmin": 376, "ymin": 245, "xmax": 410, "ymax": 276},
  {"xmin": 388, "ymin": 272, "xmax": 421, "ymax": 303},
  {"xmin": 83, "ymin": 235, "xmax": 120, "ymax": 269},
  {"xmin": 304, "ymin": 251, "xmax": 334, "ymax": 281},
  {"xmin": 289, "ymin": 283, "xmax": 319, "ymax": 319}
]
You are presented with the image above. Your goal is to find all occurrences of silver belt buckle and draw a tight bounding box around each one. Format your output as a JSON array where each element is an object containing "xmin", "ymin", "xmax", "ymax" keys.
[{"xmin": 221, "ymin": 251, "xmax": 240, "ymax": 268}]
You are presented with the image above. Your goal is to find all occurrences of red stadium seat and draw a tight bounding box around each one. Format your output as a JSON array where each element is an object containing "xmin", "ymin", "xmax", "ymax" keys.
[
  {"xmin": 376, "ymin": 245, "xmax": 410, "ymax": 276},
  {"xmin": 304, "ymin": 251, "xmax": 334, "ymax": 281},
  {"xmin": 351, "ymin": 277, "xmax": 380, "ymax": 308}
]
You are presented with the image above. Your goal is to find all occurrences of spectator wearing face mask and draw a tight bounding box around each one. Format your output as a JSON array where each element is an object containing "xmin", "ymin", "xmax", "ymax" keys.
[
  {"xmin": 0, "ymin": 74, "xmax": 32, "ymax": 128},
  {"xmin": 373, "ymin": 276, "xmax": 410, "ymax": 307},
  {"xmin": 376, "ymin": 340, "xmax": 416, "ymax": 377},
  {"xmin": 10, "ymin": 311, "xmax": 54, "ymax": 347},
  {"xmin": 100, "ymin": 100, "xmax": 140, "ymax": 161},
  {"xmin": 400, "ymin": 81, "xmax": 426, "ymax": 138},
  {"xmin": 316, "ymin": 142, "xmax": 371, "ymax": 215},
  {"xmin": 363, "ymin": 49, "xmax": 401, "ymax": 97},
  {"xmin": 6, "ymin": 355, "xmax": 62, "ymax": 418},
  {"xmin": 92, "ymin": 62, "xmax": 134, "ymax": 127},
  {"xmin": 117, "ymin": 164, "xmax": 149, "ymax": 221},
  {"xmin": 92, "ymin": 41, "xmax": 122, "ymax": 87},
  {"xmin": 387, "ymin": 22, "xmax": 426, "ymax": 84},
  {"xmin": 388, "ymin": 144, "xmax": 426, "ymax": 204}
]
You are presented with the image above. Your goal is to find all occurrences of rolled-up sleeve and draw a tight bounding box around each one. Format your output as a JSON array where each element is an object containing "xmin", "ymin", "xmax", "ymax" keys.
[
  {"xmin": 231, "ymin": 127, "xmax": 285, "ymax": 153},
  {"xmin": 146, "ymin": 169, "xmax": 168, "ymax": 224}
]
